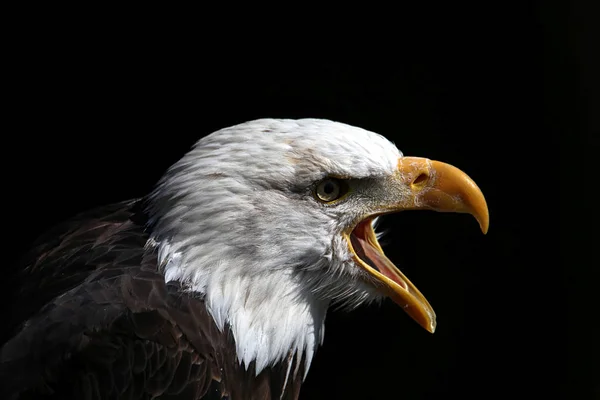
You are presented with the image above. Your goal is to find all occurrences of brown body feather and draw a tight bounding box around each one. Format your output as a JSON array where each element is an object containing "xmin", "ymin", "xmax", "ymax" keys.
[{"xmin": 0, "ymin": 200, "xmax": 304, "ymax": 399}]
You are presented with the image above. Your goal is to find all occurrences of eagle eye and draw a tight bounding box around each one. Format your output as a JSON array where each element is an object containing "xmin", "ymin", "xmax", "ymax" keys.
[{"xmin": 315, "ymin": 178, "xmax": 347, "ymax": 203}]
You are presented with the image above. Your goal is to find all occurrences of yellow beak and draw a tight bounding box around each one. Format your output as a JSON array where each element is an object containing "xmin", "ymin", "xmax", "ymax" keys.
[{"xmin": 346, "ymin": 157, "xmax": 489, "ymax": 333}]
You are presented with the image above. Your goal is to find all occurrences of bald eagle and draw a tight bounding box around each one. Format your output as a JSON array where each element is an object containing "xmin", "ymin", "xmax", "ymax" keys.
[{"xmin": 0, "ymin": 119, "xmax": 488, "ymax": 399}]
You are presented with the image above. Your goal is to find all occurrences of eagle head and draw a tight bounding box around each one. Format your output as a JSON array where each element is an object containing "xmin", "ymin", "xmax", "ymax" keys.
[{"xmin": 146, "ymin": 118, "xmax": 488, "ymax": 374}]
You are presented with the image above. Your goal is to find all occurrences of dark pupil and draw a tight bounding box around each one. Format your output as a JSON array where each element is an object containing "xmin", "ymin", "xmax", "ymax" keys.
[{"xmin": 323, "ymin": 181, "xmax": 335, "ymax": 195}]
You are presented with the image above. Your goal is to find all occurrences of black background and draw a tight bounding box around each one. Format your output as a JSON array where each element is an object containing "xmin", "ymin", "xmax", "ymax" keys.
[{"xmin": 1, "ymin": 2, "xmax": 594, "ymax": 399}]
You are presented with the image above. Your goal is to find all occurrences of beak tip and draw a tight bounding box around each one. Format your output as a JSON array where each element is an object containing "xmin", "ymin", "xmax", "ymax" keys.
[
  {"xmin": 423, "ymin": 311, "xmax": 437, "ymax": 333},
  {"xmin": 479, "ymin": 211, "xmax": 490, "ymax": 235},
  {"xmin": 427, "ymin": 320, "xmax": 437, "ymax": 334},
  {"xmin": 480, "ymin": 220, "xmax": 489, "ymax": 235}
]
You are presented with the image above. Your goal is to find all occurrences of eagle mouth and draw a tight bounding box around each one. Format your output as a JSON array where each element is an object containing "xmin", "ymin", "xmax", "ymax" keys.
[
  {"xmin": 349, "ymin": 218, "xmax": 409, "ymax": 291},
  {"xmin": 340, "ymin": 156, "xmax": 489, "ymax": 334},
  {"xmin": 346, "ymin": 216, "xmax": 436, "ymax": 333}
]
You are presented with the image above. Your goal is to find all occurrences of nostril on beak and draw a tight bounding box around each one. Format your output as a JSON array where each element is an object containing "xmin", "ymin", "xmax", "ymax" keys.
[{"xmin": 412, "ymin": 172, "xmax": 429, "ymax": 187}]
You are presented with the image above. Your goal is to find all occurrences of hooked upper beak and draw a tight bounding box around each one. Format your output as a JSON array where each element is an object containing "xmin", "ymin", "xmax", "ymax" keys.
[{"xmin": 345, "ymin": 157, "xmax": 489, "ymax": 333}]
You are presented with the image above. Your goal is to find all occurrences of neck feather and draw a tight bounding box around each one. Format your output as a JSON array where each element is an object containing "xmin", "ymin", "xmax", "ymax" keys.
[{"xmin": 154, "ymin": 239, "xmax": 328, "ymax": 376}]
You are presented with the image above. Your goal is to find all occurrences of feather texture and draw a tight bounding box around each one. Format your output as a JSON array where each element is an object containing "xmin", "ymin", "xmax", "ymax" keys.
[
  {"xmin": 1, "ymin": 200, "xmax": 305, "ymax": 399},
  {"xmin": 147, "ymin": 119, "xmax": 401, "ymax": 375}
]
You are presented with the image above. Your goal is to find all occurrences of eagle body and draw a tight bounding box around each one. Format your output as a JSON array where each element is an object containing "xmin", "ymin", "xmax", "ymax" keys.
[
  {"xmin": 1, "ymin": 200, "xmax": 304, "ymax": 399},
  {"xmin": 0, "ymin": 119, "xmax": 489, "ymax": 399}
]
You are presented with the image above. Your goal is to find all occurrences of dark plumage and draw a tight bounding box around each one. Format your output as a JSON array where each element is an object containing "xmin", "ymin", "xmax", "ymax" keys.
[{"xmin": 1, "ymin": 200, "xmax": 304, "ymax": 399}]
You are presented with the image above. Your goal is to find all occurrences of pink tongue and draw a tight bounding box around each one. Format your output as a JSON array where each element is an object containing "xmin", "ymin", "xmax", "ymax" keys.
[{"xmin": 354, "ymin": 234, "xmax": 408, "ymax": 291}]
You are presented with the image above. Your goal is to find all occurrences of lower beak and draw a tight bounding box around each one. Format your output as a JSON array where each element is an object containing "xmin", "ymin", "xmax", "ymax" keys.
[{"xmin": 346, "ymin": 157, "xmax": 489, "ymax": 333}]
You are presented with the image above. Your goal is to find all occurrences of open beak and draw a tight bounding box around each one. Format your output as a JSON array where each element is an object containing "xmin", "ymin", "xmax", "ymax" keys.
[{"xmin": 345, "ymin": 157, "xmax": 489, "ymax": 333}]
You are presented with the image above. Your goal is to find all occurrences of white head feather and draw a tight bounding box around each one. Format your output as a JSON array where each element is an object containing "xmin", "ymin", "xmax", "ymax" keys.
[{"xmin": 146, "ymin": 118, "xmax": 402, "ymax": 376}]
